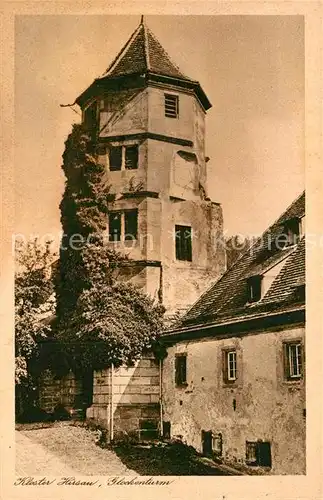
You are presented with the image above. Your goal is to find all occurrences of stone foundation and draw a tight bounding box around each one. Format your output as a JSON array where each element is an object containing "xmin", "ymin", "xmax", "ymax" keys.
[
  {"xmin": 38, "ymin": 370, "xmax": 80, "ymax": 413},
  {"xmin": 86, "ymin": 354, "xmax": 161, "ymax": 440}
]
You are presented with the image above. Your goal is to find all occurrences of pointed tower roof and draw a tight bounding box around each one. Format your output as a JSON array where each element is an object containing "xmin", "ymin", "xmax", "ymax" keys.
[
  {"xmin": 75, "ymin": 17, "xmax": 211, "ymax": 111},
  {"xmin": 101, "ymin": 17, "xmax": 189, "ymax": 80}
]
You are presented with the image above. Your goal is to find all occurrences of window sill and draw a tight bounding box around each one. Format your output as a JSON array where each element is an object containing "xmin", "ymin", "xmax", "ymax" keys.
[
  {"xmin": 281, "ymin": 378, "xmax": 303, "ymax": 385},
  {"xmin": 175, "ymin": 383, "xmax": 188, "ymax": 389},
  {"xmin": 222, "ymin": 382, "xmax": 239, "ymax": 389}
]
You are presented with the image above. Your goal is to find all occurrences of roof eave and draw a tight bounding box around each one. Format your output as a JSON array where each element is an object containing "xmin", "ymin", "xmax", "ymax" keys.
[
  {"xmin": 147, "ymin": 72, "xmax": 212, "ymax": 110},
  {"xmin": 75, "ymin": 71, "xmax": 212, "ymax": 111},
  {"xmin": 163, "ymin": 304, "xmax": 305, "ymax": 343}
]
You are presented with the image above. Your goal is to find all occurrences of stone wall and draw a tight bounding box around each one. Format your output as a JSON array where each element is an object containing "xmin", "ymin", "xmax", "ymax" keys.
[
  {"xmin": 39, "ymin": 370, "xmax": 80, "ymax": 413},
  {"xmin": 162, "ymin": 325, "xmax": 306, "ymax": 475},
  {"xmin": 86, "ymin": 354, "xmax": 160, "ymax": 441}
]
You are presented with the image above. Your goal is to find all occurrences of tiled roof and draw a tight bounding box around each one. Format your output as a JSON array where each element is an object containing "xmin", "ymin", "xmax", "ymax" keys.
[
  {"xmin": 179, "ymin": 191, "xmax": 305, "ymax": 328},
  {"xmin": 101, "ymin": 19, "xmax": 190, "ymax": 81}
]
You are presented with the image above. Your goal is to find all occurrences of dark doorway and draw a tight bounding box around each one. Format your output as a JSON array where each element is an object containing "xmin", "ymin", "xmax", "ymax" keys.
[
  {"xmin": 81, "ymin": 369, "xmax": 94, "ymax": 407},
  {"xmin": 202, "ymin": 430, "xmax": 213, "ymax": 456}
]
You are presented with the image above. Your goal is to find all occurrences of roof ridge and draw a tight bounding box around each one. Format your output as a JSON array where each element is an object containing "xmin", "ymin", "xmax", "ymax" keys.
[
  {"xmin": 142, "ymin": 20, "xmax": 150, "ymax": 71},
  {"xmin": 103, "ymin": 22, "xmax": 143, "ymax": 77},
  {"xmin": 269, "ymin": 190, "xmax": 305, "ymax": 228},
  {"xmin": 145, "ymin": 25, "xmax": 189, "ymax": 79}
]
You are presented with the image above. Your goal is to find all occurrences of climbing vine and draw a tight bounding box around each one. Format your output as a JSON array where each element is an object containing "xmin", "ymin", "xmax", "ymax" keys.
[{"xmin": 54, "ymin": 123, "xmax": 165, "ymax": 373}]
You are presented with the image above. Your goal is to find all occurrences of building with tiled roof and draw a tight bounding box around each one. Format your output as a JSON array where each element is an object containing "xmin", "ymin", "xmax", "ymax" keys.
[
  {"xmin": 168, "ymin": 191, "xmax": 305, "ymax": 334},
  {"xmin": 161, "ymin": 192, "xmax": 305, "ymax": 475}
]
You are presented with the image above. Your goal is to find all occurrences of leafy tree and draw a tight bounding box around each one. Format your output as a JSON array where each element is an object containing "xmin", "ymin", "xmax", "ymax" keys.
[
  {"xmin": 54, "ymin": 124, "xmax": 165, "ymax": 374},
  {"xmin": 15, "ymin": 239, "xmax": 56, "ymax": 414}
]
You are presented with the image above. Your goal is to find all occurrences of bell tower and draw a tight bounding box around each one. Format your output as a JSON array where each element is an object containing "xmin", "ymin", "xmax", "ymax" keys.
[{"xmin": 75, "ymin": 17, "xmax": 226, "ymax": 316}]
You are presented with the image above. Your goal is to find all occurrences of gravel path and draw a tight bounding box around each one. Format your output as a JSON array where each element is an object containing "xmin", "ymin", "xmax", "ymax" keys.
[{"xmin": 16, "ymin": 424, "xmax": 136, "ymax": 476}]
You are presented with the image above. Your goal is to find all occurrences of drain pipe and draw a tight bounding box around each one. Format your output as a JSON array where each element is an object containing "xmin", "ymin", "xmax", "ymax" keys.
[
  {"xmin": 110, "ymin": 363, "xmax": 114, "ymax": 443},
  {"xmin": 159, "ymin": 358, "xmax": 163, "ymax": 439}
]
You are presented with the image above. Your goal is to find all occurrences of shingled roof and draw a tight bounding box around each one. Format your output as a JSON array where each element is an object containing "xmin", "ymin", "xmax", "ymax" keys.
[
  {"xmin": 101, "ymin": 18, "xmax": 190, "ymax": 80},
  {"xmin": 75, "ymin": 18, "xmax": 211, "ymax": 110},
  {"xmin": 172, "ymin": 191, "xmax": 305, "ymax": 332}
]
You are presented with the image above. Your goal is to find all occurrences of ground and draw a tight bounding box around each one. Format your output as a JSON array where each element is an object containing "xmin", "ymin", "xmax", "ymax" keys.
[
  {"xmin": 16, "ymin": 423, "xmax": 136, "ymax": 476},
  {"xmin": 15, "ymin": 422, "xmax": 235, "ymax": 476}
]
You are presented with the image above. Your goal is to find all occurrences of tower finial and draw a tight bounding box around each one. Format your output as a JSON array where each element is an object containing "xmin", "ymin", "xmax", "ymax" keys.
[{"xmin": 140, "ymin": 15, "xmax": 144, "ymax": 25}]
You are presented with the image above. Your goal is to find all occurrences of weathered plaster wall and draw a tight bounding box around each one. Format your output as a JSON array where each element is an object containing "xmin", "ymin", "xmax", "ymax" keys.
[
  {"xmin": 86, "ymin": 355, "xmax": 160, "ymax": 440},
  {"xmin": 103, "ymin": 196, "xmax": 225, "ymax": 315},
  {"xmin": 162, "ymin": 326, "xmax": 306, "ymax": 475},
  {"xmin": 99, "ymin": 89, "xmax": 148, "ymax": 137},
  {"xmin": 98, "ymin": 139, "xmax": 148, "ymax": 195},
  {"xmin": 147, "ymin": 87, "xmax": 194, "ymax": 141}
]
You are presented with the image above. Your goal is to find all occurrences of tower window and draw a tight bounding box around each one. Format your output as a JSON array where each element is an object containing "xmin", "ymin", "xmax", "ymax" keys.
[
  {"xmin": 124, "ymin": 209, "xmax": 138, "ymax": 240},
  {"xmin": 109, "ymin": 146, "xmax": 122, "ymax": 171},
  {"xmin": 175, "ymin": 225, "xmax": 192, "ymax": 261},
  {"xmin": 247, "ymin": 275, "xmax": 263, "ymax": 303},
  {"xmin": 125, "ymin": 145, "xmax": 138, "ymax": 170},
  {"xmin": 109, "ymin": 212, "xmax": 122, "ymax": 241},
  {"xmin": 109, "ymin": 210, "xmax": 138, "ymax": 242},
  {"xmin": 108, "ymin": 144, "xmax": 139, "ymax": 171},
  {"xmin": 165, "ymin": 94, "xmax": 179, "ymax": 118}
]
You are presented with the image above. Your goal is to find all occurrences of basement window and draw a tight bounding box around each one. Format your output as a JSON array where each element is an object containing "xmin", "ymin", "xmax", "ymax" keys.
[
  {"xmin": 175, "ymin": 354, "xmax": 187, "ymax": 386},
  {"xmin": 284, "ymin": 341, "xmax": 303, "ymax": 380},
  {"xmin": 175, "ymin": 225, "xmax": 192, "ymax": 261},
  {"xmin": 247, "ymin": 275, "xmax": 263, "ymax": 303},
  {"xmin": 246, "ymin": 441, "xmax": 272, "ymax": 468},
  {"xmin": 165, "ymin": 94, "xmax": 179, "ymax": 118},
  {"xmin": 212, "ymin": 432, "xmax": 223, "ymax": 457}
]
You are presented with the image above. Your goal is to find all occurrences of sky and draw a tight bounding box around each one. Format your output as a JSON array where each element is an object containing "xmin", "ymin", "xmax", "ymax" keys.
[{"xmin": 15, "ymin": 15, "xmax": 304, "ymax": 240}]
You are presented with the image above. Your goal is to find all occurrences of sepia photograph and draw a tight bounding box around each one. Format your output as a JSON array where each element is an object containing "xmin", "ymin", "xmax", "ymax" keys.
[{"xmin": 6, "ymin": 7, "xmax": 319, "ymax": 489}]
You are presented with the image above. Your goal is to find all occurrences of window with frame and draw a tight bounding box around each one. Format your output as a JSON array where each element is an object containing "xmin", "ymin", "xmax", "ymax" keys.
[
  {"xmin": 212, "ymin": 432, "xmax": 223, "ymax": 457},
  {"xmin": 223, "ymin": 349, "xmax": 237, "ymax": 383},
  {"xmin": 125, "ymin": 145, "xmax": 138, "ymax": 170},
  {"xmin": 108, "ymin": 212, "xmax": 122, "ymax": 241},
  {"xmin": 247, "ymin": 275, "xmax": 263, "ymax": 303},
  {"xmin": 124, "ymin": 209, "xmax": 138, "ymax": 240},
  {"xmin": 165, "ymin": 93, "xmax": 179, "ymax": 118},
  {"xmin": 175, "ymin": 225, "xmax": 192, "ymax": 262},
  {"xmin": 284, "ymin": 341, "xmax": 303, "ymax": 380},
  {"xmin": 109, "ymin": 210, "xmax": 138, "ymax": 242},
  {"xmin": 175, "ymin": 354, "xmax": 187, "ymax": 386},
  {"xmin": 109, "ymin": 146, "xmax": 122, "ymax": 171},
  {"xmin": 246, "ymin": 441, "xmax": 272, "ymax": 468}
]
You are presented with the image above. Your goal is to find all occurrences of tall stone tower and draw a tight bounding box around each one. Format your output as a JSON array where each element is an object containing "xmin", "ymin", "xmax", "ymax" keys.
[{"xmin": 75, "ymin": 18, "xmax": 225, "ymax": 316}]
